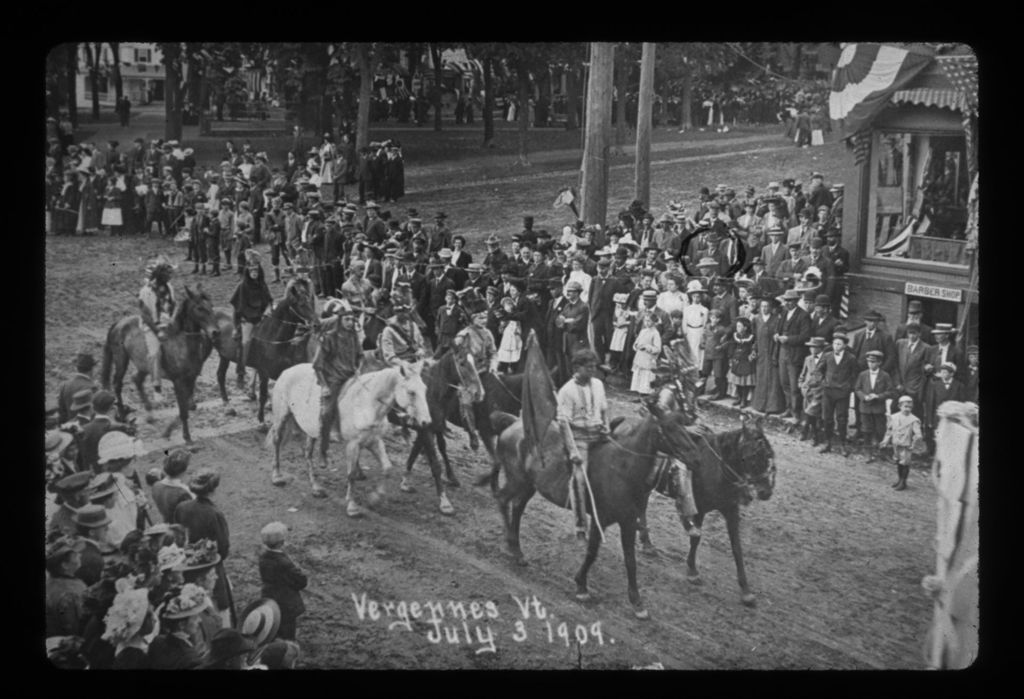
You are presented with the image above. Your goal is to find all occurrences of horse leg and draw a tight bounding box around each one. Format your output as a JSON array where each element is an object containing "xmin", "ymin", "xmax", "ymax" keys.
[
  {"xmin": 270, "ymin": 414, "xmax": 289, "ymax": 486},
  {"xmin": 133, "ymin": 369, "xmax": 153, "ymax": 415},
  {"xmin": 507, "ymin": 491, "xmax": 532, "ymax": 567},
  {"xmin": 216, "ymin": 356, "xmax": 230, "ymax": 404},
  {"xmin": 306, "ymin": 435, "xmax": 326, "ymax": 498},
  {"xmin": 621, "ymin": 522, "xmax": 649, "ymax": 619},
  {"xmin": 164, "ymin": 380, "xmax": 189, "ymax": 442},
  {"xmin": 345, "ymin": 440, "xmax": 366, "ymax": 517},
  {"xmin": 423, "ymin": 433, "xmax": 454, "ymax": 516},
  {"xmin": 573, "ymin": 518, "xmax": 603, "ymax": 602},
  {"xmin": 256, "ymin": 373, "xmax": 269, "ymax": 427},
  {"xmin": 685, "ymin": 513, "xmax": 707, "ymax": 586},
  {"xmin": 366, "ymin": 437, "xmax": 396, "ymax": 510},
  {"xmin": 436, "ymin": 431, "xmax": 460, "ymax": 488},
  {"xmin": 638, "ymin": 495, "xmax": 657, "ymax": 555},
  {"xmin": 723, "ymin": 507, "xmax": 756, "ymax": 607},
  {"xmin": 400, "ymin": 430, "xmax": 425, "ymax": 493}
]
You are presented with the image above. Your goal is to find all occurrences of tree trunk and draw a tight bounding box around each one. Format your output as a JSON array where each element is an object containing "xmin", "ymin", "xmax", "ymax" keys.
[
  {"xmin": 65, "ymin": 43, "xmax": 78, "ymax": 129},
  {"xmin": 356, "ymin": 43, "xmax": 373, "ymax": 151},
  {"xmin": 680, "ymin": 70, "xmax": 693, "ymax": 131},
  {"xmin": 613, "ymin": 45, "xmax": 628, "ymax": 155},
  {"xmin": 482, "ymin": 55, "xmax": 495, "ymax": 148},
  {"xmin": 199, "ymin": 71, "xmax": 212, "ymax": 136},
  {"xmin": 163, "ymin": 44, "xmax": 183, "ymax": 141},
  {"xmin": 565, "ymin": 66, "xmax": 579, "ymax": 130},
  {"xmin": 634, "ymin": 43, "xmax": 655, "ymax": 210},
  {"xmin": 430, "ymin": 44, "xmax": 444, "ymax": 132},
  {"xmin": 581, "ymin": 42, "xmax": 615, "ymax": 226},
  {"xmin": 83, "ymin": 43, "xmax": 101, "ymax": 121},
  {"xmin": 110, "ymin": 42, "xmax": 123, "ymax": 104},
  {"xmin": 516, "ymin": 61, "xmax": 531, "ymax": 165},
  {"xmin": 792, "ymin": 43, "xmax": 803, "ymax": 78}
]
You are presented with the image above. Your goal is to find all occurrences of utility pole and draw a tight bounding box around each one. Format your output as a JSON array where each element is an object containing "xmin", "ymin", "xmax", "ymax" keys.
[
  {"xmin": 634, "ymin": 42, "xmax": 656, "ymax": 209},
  {"xmin": 580, "ymin": 42, "xmax": 615, "ymax": 227}
]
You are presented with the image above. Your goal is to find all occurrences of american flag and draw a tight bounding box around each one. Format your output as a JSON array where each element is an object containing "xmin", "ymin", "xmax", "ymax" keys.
[{"xmin": 938, "ymin": 53, "xmax": 978, "ymax": 114}]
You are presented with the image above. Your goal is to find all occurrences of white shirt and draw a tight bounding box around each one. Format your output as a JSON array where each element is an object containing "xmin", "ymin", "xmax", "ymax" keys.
[
  {"xmin": 556, "ymin": 378, "xmax": 608, "ymax": 432},
  {"xmin": 868, "ymin": 369, "xmax": 879, "ymax": 390}
]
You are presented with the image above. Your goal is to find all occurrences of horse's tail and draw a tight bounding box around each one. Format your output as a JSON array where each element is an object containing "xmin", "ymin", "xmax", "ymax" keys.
[{"xmin": 100, "ymin": 321, "xmax": 118, "ymax": 389}]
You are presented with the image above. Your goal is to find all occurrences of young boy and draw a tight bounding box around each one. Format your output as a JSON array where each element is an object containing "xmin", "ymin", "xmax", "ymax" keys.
[
  {"xmin": 879, "ymin": 395, "xmax": 924, "ymax": 491},
  {"xmin": 259, "ymin": 522, "xmax": 308, "ymax": 641},
  {"xmin": 701, "ymin": 309, "xmax": 730, "ymax": 400},
  {"xmin": 854, "ymin": 350, "xmax": 896, "ymax": 462},
  {"xmin": 798, "ymin": 337, "xmax": 826, "ymax": 445}
]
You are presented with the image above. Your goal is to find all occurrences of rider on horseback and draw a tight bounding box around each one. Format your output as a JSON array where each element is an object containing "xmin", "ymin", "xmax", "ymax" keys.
[
  {"xmin": 138, "ymin": 256, "xmax": 176, "ymax": 397},
  {"xmin": 453, "ymin": 297, "xmax": 498, "ymax": 388},
  {"xmin": 379, "ymin": 301, "xmax": 428, "ymax": 367},
  {"xmin": 556, "ymin": 349, "xmax": 611, "ymax": 540},
  {"xmin": 312, "ymin": 299, "xmax": 363, "ymax": 467},
  {"xmin": 230, "ymin": 249, "xmax": 274, "ymax": 391}
]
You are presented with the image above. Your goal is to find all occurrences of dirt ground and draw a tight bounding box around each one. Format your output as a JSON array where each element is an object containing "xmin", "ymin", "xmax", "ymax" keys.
[{"xmin": 44, "ymin": 136, "xmax": 938, "ymax": 669}]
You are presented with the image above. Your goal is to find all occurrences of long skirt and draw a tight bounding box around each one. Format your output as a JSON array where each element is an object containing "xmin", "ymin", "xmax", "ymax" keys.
[
  {"xmin": 631, "ymin": 367, "xmax": 655, "ymax": 394},
  {"xmin": 102, "ymin": 206, "xmax": 123, "ymax": 227},
  {"xmin": 497, "ymin": 322, "xmax": 522, "ymax": 364},
  {"xmin": 750, "ymin": 355, "xmax": 785, "ymax": 413},
  {"xmin": 609, "ymin": 327, "xmax": 628, "ymax": 352}
]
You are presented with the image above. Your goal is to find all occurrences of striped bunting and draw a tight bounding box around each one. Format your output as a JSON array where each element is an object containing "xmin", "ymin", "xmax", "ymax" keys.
[{"xmin": 829, "ymin": 43, "xmax": 934, "ymax": 139}]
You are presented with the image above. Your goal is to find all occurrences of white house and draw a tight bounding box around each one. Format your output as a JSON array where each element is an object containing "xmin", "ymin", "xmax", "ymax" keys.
[{"xmin": 76, "ymin": 42, "xmax": 166, "ymax": 107}]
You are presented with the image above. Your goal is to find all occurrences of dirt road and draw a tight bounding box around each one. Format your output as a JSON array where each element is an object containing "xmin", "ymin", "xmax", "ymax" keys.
[{"xmin": 117, "ymin": 388, "xmax": 935, "ymax": 670}]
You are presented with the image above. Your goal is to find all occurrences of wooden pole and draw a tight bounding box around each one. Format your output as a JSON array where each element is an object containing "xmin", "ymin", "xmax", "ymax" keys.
[
  {"xmin": 581, "ymin": 42, "xmax": 615, "ymax": 227},
  {"xmin": 634, "ymin": 42, "xmax": 656, "ymax": 209}
]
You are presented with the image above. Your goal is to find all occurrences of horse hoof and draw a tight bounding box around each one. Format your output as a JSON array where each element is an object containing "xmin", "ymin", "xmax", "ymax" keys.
[
  {"xmin": 271, "ymin": 476, "xmax": 287, "ymax": 487},
  {"xmin": 687, "ymin": 575, "xmax": 704, "ymax": 587},
  {"xmin": 439, "ymin": 497, "xmax": 455, "ymax": 516},
  {"xmin": 741, "ymin": 594, "xmax": 757, "ymax": 608},
  {"xmin": 575, "ymin": 591, "xmax": 592, "ymax": 603},
  {"xmin": 255, "ymin": 422, "xmax": 270, "ymax": 434},
  {"xmin": 634, "ymin": 608, "xmax": 650, "ymax": 620},
  {"xmin": 312, "ymin": 487, "xmax": 328, "ymax": 499},
  {"xmin": 346, "ymin": 501, "xmax": 366, "ymax": 518},
  {"xmin": 225, "ymin": 408, "xmax": 237, "ymax": 417}
]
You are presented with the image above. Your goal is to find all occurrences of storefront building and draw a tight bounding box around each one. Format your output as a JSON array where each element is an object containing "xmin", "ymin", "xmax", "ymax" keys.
[{"xmin": 832, "ymin": 45, "xmax": 978, "ymax": 344}]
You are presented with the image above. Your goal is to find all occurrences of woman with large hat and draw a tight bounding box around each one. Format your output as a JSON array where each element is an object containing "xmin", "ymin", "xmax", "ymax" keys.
[
  {"xmin": 172, "ymin": 469, "xmax": 234, "ymax": 628},
  {"xmin": 682, "ymin": 279, "xmax": 708, "ymax": 368},
  {"xmin": 102, "ymin": 577, "xmax": 158, "ymax": 669},
  {"xmin": 174, "ymin": 538, "xmax": 225, "ymax": 656},
  {"xmin": 147, "ymin": 583, "xmax": 212, "ymax": 669}
]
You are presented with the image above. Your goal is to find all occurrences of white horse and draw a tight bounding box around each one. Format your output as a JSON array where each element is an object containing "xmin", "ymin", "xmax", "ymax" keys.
[{"xmin": 265, "ymin": 360, "xmax": 432, "ymax": 517}]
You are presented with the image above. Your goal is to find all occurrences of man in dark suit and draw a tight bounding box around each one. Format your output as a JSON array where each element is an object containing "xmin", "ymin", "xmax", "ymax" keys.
[
  {"xmin": 774, "ymin": 289, "xmax": 812, "ymax": 419},
  {"xmin": 483, "ymin": 234, "xmax": 509, "ymax": 271},
  {"xmin": 760, "ymin": 227, "xmax": 788, "ymax": 279},
  {"xmin": 57, "ymin": 354, "xmax": 98, "ymax": 424},
  {"xmin": 923, "ymin": 361, "xmax": 966, "ymax": 455},
  {"xmin": 806, "ymin": 172, "xmax": 834, "ymax": 212},
  {"xmin": 821, "ymin": 230, "xmax": 850, "ymax": 310},
  {"xmin": 964, "ymin": 345, "xmax": 979, "ymax": 403},
  {"xmin": 77, "ymin": 390, "xmax": 130, "ymax": 474},
  {"xmin": 894, "ymin": 323, "xmax": 932, "ymax": 419},
  {"xmin": 809, "ymin": 295, "xmax": 840, "ymax": 343},
  {"xmin": 709, "ymin": 278, "xmax": 738, "ymax": 328},
  {"xmin": 854, "ymin": 351, "xmax": 897, "ymax": 461},
  {"xmin": 589, "ymin": 258, "xmax": 629, "ymax": 370},
  {"xmin": 818, "ymin": 332, "xmax": 859, "ymax": 455},
  {"xmin": 424, "ymin": 262, "xmax": 456, "ymax": 350},
  {"xmin": 852, "ymin": 309, "xmax": 897, "ymax": 374},
  {"xmin": 804, "ymin": 238, "xmax": 835, "ymax": 300},
  {"xmin": 925, "ymin": 323, "xmax": 965, "ymax": 383},
  {"xmin": 895, "ymin": 299, "xmax": 934, "ymax": 345},
  {"xmin": 440, "ymin": 248, "xmax": 467, "ymax": 291},
  {"xmin": 362, "ymin": 202, "xmax": 387, "ymax": 245}
]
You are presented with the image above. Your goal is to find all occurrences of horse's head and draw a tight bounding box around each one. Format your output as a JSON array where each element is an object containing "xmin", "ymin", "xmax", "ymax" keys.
[
  {"xmin": 182, "ymin": 284, "xmax": 220, "ymax": 342},
  {"xmin": 393, "ymin": 360, "xmax": 431, "ymax": 428},
  {"xmin": 646, "ymin": 399, "xmax": 701, "ymax": 465},
  {"xmin": 736, "ymin": 412, "xmax": 776, "ymax": 502},
  {"xmin": 284, "ymin": 278, "xmax": 317, "ymax": 328}
]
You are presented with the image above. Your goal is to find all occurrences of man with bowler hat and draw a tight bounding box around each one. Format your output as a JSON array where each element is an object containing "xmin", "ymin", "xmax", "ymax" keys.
[
  {"xmin": 895, "ymin": 299, "xmax": 934, "ymax": 345},
  {"xmin": 774, "ymin": 289, "xmax": 811, "ymax": 419},
  {"xmin": 818, "ymin": 331, "xmax": 859, "ymax": 456}
]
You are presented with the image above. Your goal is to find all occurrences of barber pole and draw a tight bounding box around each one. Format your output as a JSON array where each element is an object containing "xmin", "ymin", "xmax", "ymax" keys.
[{"xmin": 839, "ymin": 284, "xmax": 850, "ymax": 320}]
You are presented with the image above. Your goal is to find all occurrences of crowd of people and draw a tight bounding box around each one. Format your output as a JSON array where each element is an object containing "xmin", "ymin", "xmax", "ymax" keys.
[{"xmin": 45, "ymin": 387, "xmax": 309, "ymax": 669}]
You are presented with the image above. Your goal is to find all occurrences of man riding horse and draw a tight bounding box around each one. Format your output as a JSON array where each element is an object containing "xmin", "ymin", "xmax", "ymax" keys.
[
  {"xmin": 229, "ymin": 249, "xmax": 274, "ymax": 391},
  {"xmin": 453, "ymin": 297, "xmax": 498, "ymax": 398},
  {"xmin": 556, "ymin": 349, "xmax": 611, "ymax": 540},
  {"xmin": 311, "ymin": 298, "xmax": 363, "ymax": 469},
  {"xmin": 378, "ymin": 301, "xmax": 428, "ymax": 367},
  {"xmin": 138, "ymin": 256, "xmax": 177, "ymax": 398}
]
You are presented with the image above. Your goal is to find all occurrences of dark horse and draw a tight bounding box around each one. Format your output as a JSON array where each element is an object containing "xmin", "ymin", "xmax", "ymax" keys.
[
  {"xmin": 480, "ymin": 400, "xmax": 701, "ymax": 618},
  {"xmin": 101, "ymin": 285, "xmax": 220, "ymax": 443},
  {"xmin": 634, "ymin": 412, "xmax": 776, "ymax": 607},
  {"xmin": 211, "ymin": 278, "xmax": 318, "ymax": 423},
  {"xmin": 397, "ymin": 344, "xmax": 484, "ymax": 513}
]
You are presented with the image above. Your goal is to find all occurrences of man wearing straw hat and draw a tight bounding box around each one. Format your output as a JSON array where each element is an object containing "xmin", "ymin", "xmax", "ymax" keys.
[{"xmin": 138, "ymin": 256, "xmax": 177, "ymax": 398}]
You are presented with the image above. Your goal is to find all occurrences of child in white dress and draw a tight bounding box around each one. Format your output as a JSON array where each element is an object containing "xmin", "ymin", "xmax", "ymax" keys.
[
  {"xmin": 496, "ymin": 296, "xmax": 522, "ymax": 372},
  {"xmin": 608, "ymin": 293, "xmax": 633, "ymax": 373},
  {"xmin": 631, "ymin": 314, "xmax": 663, "ymax": 394}
]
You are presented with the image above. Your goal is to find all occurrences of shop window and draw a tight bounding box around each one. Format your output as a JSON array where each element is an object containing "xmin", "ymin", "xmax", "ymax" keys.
[
  {"xmin": 869, "ymin": 130, "xmax": 971, "ymax": 267},
  {"xmin": 134, "ymin": 48, "xmax": 152, "ymax": 64}
]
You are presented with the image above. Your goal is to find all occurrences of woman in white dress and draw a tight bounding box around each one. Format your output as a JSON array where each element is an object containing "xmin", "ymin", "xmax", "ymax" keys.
[
  {"xmin": 631, "ymin": 313, "xmax": 662, "ymax": 394},
  {"xmin": 682, "ymin": 279, "xmax": 708, "ymax": 367},
  {"xmin": 608, "ymin": 293, "xmax": 633, "ymax": 373},
  {"xmin": 496, "ymin": 285, "xmax": 525, "ymax": 372},
  {"xmin": 566, "ymin": 254, "xmax": 592, "ymax": 301},
  {"xmin": 656, "ymin": 274, "xmax": 687, "ymax": 316}
]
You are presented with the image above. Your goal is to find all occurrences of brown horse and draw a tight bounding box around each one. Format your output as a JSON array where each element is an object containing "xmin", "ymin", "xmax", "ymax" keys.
[
  {"xmin": 101, "ymin": 285, "xmax": 220, "ymax": 443},
  {"xmin": 632, "ymin": 412, "xmax": 776, "ymax": 607},
  {"xmin": 210, "ymin": 278, "xmax": 318, "ymax": 423},
  {"xmin": 481, "ymin": 400, "xmax": 701, "ymax": 619}
]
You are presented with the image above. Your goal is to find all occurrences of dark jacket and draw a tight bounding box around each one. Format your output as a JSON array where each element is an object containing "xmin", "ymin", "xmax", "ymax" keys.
[
  {"xmin": 809, "ymin": 313, "xmax": 840, "ymax": 344},
  {"xmin": 777, "ymin": 306, "xmax": 811, "ymax": 366},
  {"xmin": 964, "ymin": 366, "xmax": 979, "ymax": 403},
  {"xmin": 819, "ymin": 350, "xmax": 859, "ymax": 394},
  {"xmin": 923, "ymin": 377, "xmax": 966, "ymax": 429},
  {"xmin": 854, "ymin": 369, "xmax": 896, "ymax": 414},
  {"xmin": 77, "ymin": 415, "xmax": 124, "ymax": 473},
  {"xmin": 57, "ymin": 373, "xmax": 96, "ymax": 424},
  {"xmin": 259, "ymin": 548, "xmax": 308, "ymax": 619},
  {"xmin": 895, "ymin": 338, "xmax": 932, "ymax": 396},
  {"xmin": 172, "ymin": 496, "xmax": 231, "ymax": 611},
  {"xmin": 852, "ymin": 328, "xmax": 897, "ymax": 374},
  {"xmin": 147, "ymin": 633, "xmax": 203, "ymax": 670},
  {"xmin": 151, "ymin": 481, "xmax": 193, "ymax": 524}
]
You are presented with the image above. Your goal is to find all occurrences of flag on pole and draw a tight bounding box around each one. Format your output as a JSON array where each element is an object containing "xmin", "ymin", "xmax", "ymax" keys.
[
  {"xmin": 521, "ymin": 330, "xmax": 558, "ymax": 472},
  {"xmin": 830, "ymin": 44, "xmax": 934, "ymax": 139}
]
